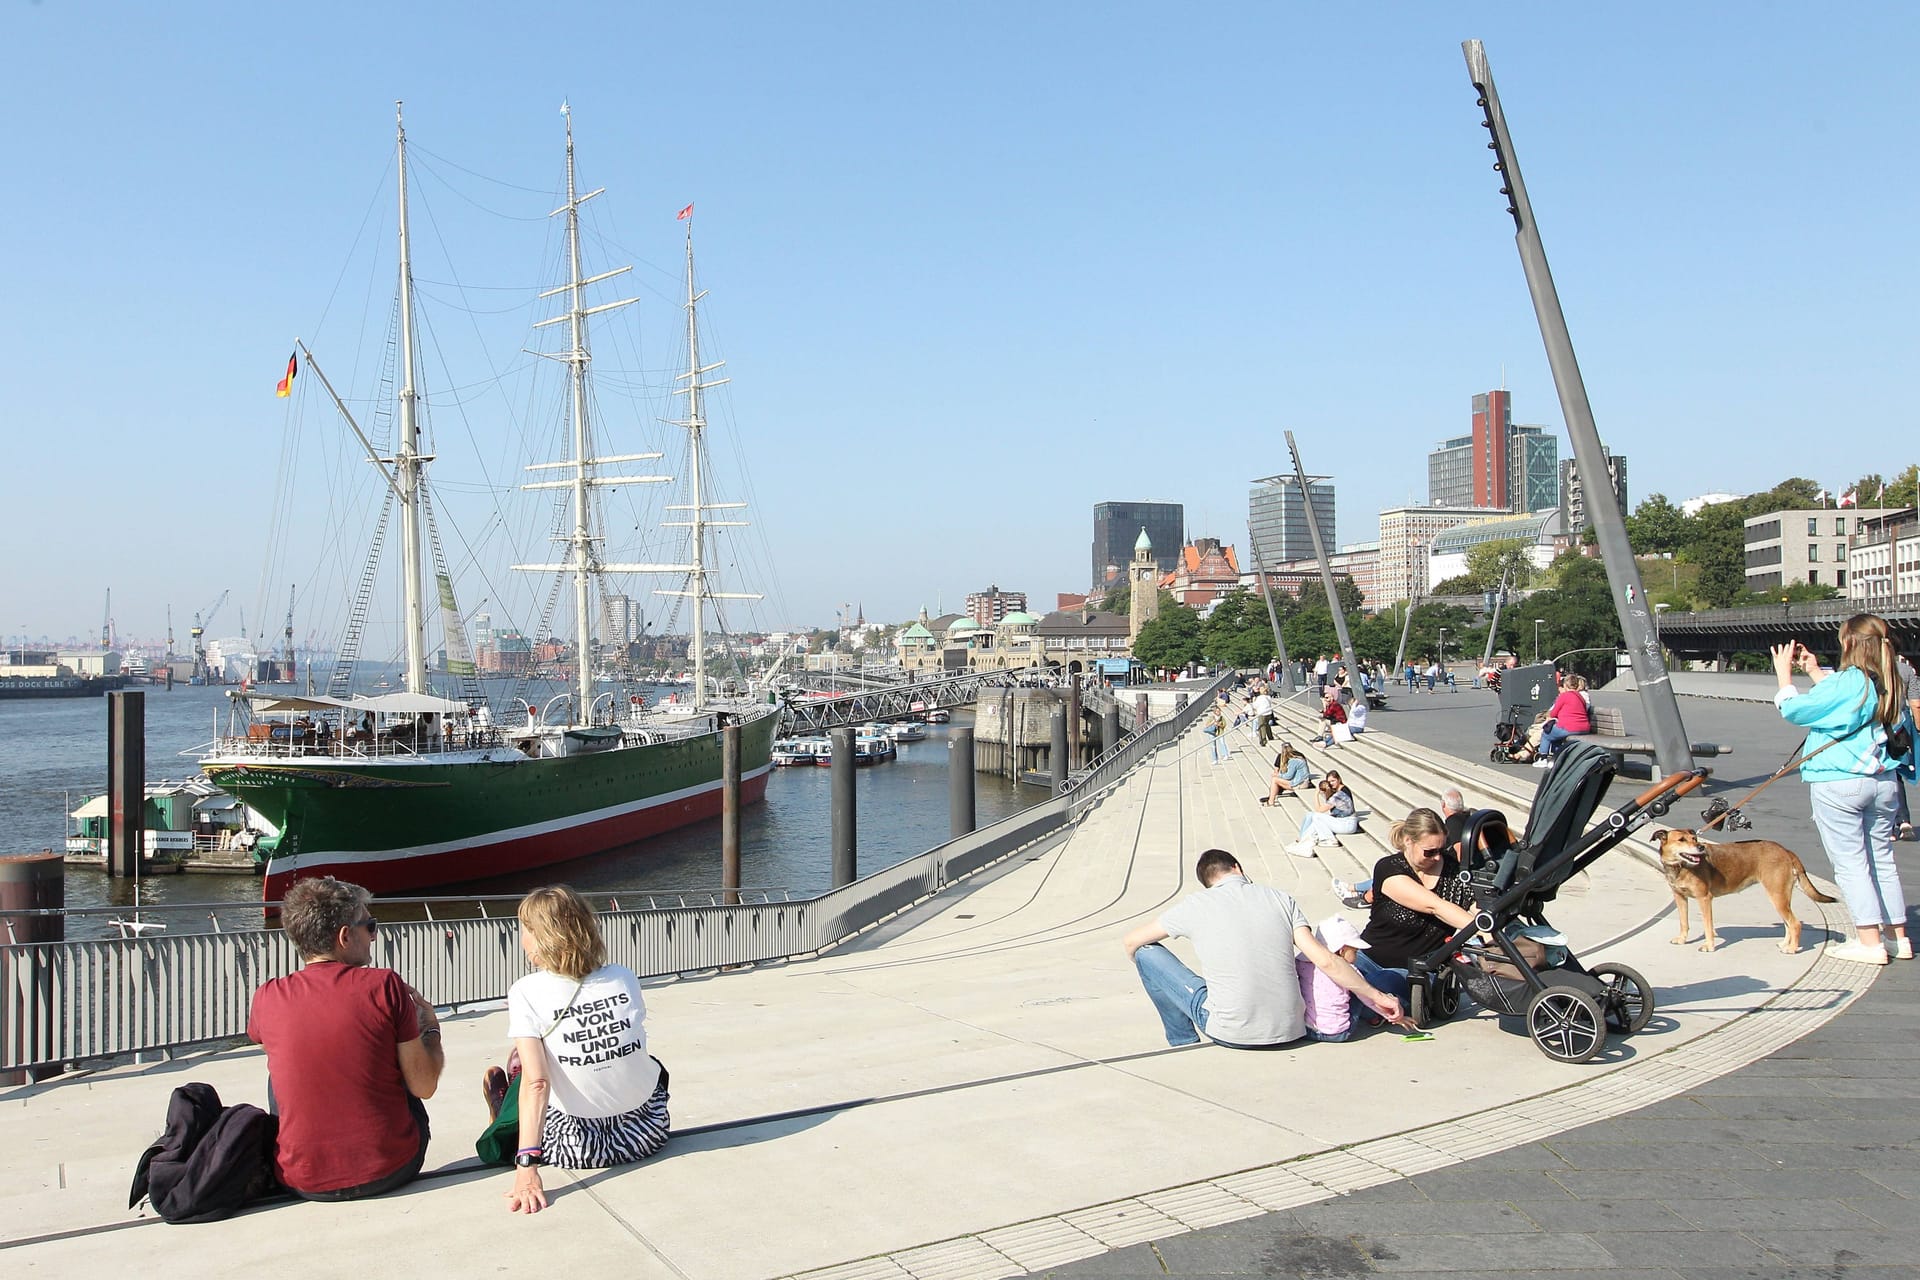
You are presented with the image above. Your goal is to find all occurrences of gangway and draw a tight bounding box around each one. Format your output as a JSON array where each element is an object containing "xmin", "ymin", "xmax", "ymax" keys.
[{"xmin": 782, "ymin": 665, "xmax": 1060, "ymax": 734}]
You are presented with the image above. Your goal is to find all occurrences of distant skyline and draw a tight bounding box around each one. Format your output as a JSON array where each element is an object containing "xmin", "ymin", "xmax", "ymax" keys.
[{"xmin": 4, "ymin": 5, "xmax": 1915, "ymax": 649}]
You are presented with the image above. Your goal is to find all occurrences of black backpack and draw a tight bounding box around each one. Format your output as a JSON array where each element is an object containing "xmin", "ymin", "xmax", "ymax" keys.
[{"xmin": 130, "ymin": 1082, "xmax": 281, "ymax": 1223}]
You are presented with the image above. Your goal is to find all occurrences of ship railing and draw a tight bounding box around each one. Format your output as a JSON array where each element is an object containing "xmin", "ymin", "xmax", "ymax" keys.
[
  {"xmin": 204, "ymin": 729, "xmax": 509, "ymax": 761},
  {"xmin": 0, "ymin": 677, "xmax": 1227, "ymax": 1075}
]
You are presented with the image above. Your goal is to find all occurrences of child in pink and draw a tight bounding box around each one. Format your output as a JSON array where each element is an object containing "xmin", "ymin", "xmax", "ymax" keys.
[{"xmin": 1296, "ymin": 915, "xmax": 1372, "ymax": 1042}]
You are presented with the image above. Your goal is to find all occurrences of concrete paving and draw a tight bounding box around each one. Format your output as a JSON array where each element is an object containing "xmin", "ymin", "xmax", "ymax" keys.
[{"xmin": 0, "ymin": 685, "xmax": 1890, "ymax": 1280}]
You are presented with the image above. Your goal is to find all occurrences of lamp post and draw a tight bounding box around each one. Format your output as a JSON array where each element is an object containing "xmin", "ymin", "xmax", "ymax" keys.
[
  {"xmin": 1533, "ymin": 619, "xmax": 1545, "ymax": 664},
  {"xmin": 1654, "ymin": 602, "xmax": 1670, "ymax": 649},
  {"xmin": 1437, "ymin": 627, "xmax": 1448, "ymax": 670}
]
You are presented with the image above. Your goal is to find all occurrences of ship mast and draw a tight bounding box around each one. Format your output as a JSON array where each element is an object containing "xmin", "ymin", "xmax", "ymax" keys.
[
  {"xmin": 395, "ymin": 103, "xmax": 429, "ymax": 695},
  {"xmin": 512, "ymin": 106, "xmax": 666, "ymax": 725},
  {"xmin": 666, "ymin": 222, "xmax": 759, "ymax": 709}
]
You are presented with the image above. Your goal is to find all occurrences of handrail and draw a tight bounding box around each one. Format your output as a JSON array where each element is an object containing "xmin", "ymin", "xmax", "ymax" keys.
[{"xmin": 0, "ymin": 678, "xmax": 1217, "ymax": 1073}]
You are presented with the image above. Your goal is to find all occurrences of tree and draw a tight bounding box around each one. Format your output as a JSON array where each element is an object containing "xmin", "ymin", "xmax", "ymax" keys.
[
  {"xmin": 1691, "ymin": 499, "xmax": 1749, "ymax": 608},
  {"xmin": 1099, "ymin": 582, "xmax": 1130, "ymax": 615},
  {"xmin": 1293, "ymin": 573, "xmax": 1364, "ymax": 617},
  {"xmin": 1199, "ymin": 591, "xmax": 1277, "ymax": 670},
  {"xmin": 1130, "ymin": 602, "xmax": 1203, "ymax": 671},
  {"xmin": 1524, "ymin": 556, "xmax": 1624, "ymax": 683},
  {"xmin": 1282, "ymin": 610, "xmax": 1338, "ymax": 664},
  {"xmin": 1625, "ymin": 493, "xmax": 1692, "ymax": 556},
  {"xmin": 1747, "ymin": 477, "xmax": 1824, "ymax": 516},
  {"xmin": 1464, "ymin": 539, "xmax": 1534, "ymax": 591}
]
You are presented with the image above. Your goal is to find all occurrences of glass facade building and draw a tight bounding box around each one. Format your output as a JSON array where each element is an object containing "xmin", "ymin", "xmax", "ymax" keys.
[
  {"xmin": 1248, "ymin": 476, "xmax": 1336, "ymax": 571},
  {"xmin": 1091, "ymin": 501, "xmax": 1184, "ymax": 591}
]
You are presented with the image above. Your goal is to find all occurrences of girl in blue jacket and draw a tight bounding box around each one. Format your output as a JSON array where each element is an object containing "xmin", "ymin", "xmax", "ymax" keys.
[{"xmin": 1773, "ymin": 614, "xmax": 1915, "ymax": 966}]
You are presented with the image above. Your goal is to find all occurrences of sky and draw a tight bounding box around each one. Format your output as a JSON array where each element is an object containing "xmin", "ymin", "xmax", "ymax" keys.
[{"xmin": 3, "ymin": 3, "xmax": 1915, "ymax": 652}]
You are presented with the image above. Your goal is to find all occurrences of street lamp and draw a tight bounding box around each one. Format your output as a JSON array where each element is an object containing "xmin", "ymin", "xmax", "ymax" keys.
[
  {"xmin": 1437, "ymin": 627, "xmax": 1448, "ymax": 670},
  {"xmin": 1654, "ymin": 602, "xmax": 1670, "ymax": 647}
]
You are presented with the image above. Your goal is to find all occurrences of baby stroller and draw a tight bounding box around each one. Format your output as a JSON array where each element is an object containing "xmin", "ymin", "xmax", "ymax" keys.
[
  {"xmin": 1490, "ymin": 707, "xmax": 1543, "ymax": 764},
  {"xmin": 1488, "ymin": 661, "xmax": 1559, "ymax": 765},
  {"xmin": 1404, "ymin": 740, "xmax": 1706, "ymax": 1063}
]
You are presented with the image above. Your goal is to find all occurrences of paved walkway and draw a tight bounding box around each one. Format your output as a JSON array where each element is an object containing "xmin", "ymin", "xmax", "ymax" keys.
[
  {"xmin": 1024, "ymin": 684, "xmax": 1919, "ymax": 1280},
  {"xmin": 0, "ymin": 685, "xmax": 1896, "ymax": 1280}
]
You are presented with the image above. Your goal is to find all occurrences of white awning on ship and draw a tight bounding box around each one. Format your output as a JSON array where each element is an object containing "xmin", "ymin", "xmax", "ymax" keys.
[
  {"xmin": 240, "ymin": 691, "xmax": 470, "ymax": 716},
  {"xmin": 71, "ymin": 795, "xmax": 109, "ymax": 820}
]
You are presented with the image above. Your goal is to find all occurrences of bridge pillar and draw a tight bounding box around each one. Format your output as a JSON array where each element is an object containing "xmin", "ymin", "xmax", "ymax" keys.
[
  {"xmin": 949, "ymin": 727, "xmax": 976, "ymax": 838},
  {"xmin": 1102, "ymin": 706, "xmax": 1121, "ymax": 757},
  {"xmin": 1067, "ymin": 676, "xmax": 1083, "ymax": 770},
  {"xmin": 830, "ymin": 726, "xmax": 857, "ymax": 888},
  {"xmin": 107, "ymin": 691, "xmax": 144, "ymax": 880},
  {"xmin": 721, "ymin": 723, "xmax": 741, "ymax": 906}
]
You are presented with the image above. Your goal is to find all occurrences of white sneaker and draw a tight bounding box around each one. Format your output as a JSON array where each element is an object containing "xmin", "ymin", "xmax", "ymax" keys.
[
  {"xmin": 1331, "ymin": 878, "xmax": 1356, "ymax": 901},
  {"xmin": 1886, "ymin": 936, "xmax": 1914, "ymax": 961},
  {"xmin": 1829, "ymin": 939, "xmax": 1891, "ymax": 966},
  {"xmin": 1533, "ymin": 757, "xmax": 1553, "ymax": 769}
]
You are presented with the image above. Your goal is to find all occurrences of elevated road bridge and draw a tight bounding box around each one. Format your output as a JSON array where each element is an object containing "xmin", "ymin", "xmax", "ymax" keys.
[{"xmin": 1656, "ymin": 598, "xmax": 1920, "ymax": 661}]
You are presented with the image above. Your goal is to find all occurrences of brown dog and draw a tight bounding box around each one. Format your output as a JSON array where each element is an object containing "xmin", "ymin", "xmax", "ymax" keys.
[{"xmin": 1652, "ymin": 828, "xmax": 1838, "ymax": 954}]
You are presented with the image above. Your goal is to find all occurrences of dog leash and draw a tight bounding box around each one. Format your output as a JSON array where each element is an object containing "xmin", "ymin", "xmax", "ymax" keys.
[{"xmin": 1697, "ymin": 735, "xmax": 1838, "ymax": 835}]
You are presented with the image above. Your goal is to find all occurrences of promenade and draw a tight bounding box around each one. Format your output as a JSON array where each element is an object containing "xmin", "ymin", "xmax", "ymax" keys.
[{"xmin": 0, "ymin": 681, "xmax": 1893, "ymax": 1280}]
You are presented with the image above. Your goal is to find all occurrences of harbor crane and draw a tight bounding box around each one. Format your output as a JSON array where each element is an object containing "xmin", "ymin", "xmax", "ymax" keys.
[
  {"xmin": 283, "ymin": 584, "xmax": 297, "ymax": 683},
  {"xmin": 191, "ymin": 589, "xmax": 229, "ymax": 682},
  {"xmin": 101, "ymin": 589, "xmax": 115, "ymax": 651}
]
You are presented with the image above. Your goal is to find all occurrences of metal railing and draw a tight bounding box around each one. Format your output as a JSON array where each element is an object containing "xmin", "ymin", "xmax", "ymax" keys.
[{"xmin": 0, "ymin": 676, "xmax": 1226, "ymax": 1073}]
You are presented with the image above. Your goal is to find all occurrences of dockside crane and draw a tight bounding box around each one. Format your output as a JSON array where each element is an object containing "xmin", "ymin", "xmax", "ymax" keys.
[
  {"xmin": 283, "ymin": 584, "xmax": 296, "ymax": 684},
  {"xmin": 191, "ymin": 589, "xmax": 229, "ymax": 682},
  {"xmin": 101, "ymin": 589, "xmax": 115, "ymax": 651}
]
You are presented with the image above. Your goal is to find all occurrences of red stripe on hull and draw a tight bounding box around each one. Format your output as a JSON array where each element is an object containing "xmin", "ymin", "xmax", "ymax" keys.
[{"xmin": 263, "ymin": 772, "xmax": 769, "ymax": 900}]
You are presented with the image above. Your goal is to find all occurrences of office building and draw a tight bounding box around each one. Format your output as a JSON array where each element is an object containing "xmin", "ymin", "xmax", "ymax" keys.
[
  {"xmin": 1747, "ymin": 506, "xmax": 1898, "ymax": 594},
  {"xmin": 1560, "ymin": 452, "xmax": 1630, "ymax": 536},
  {"xmin": 1092, "ymin": 501, "xmax": 1183, "ymax": 590},
  {"xmin": 1248, "ymin": 475, "xmax": 1335, "ymax": 569},
  {"xmin": 601, "ymin": 595, "xmax": 640, "ymax": 648},
  {"xmin": 1847, "ymin": 509, "xmax": 1920, "ymax": 603},
  {"xmin": 1427, "ymin": 392, "xmax": 1559, "ymax": 513},
  {"xmin": 1427, "ymin": 510, "xmax": 1569, "ymax": 587},
  {"xmin": 1377, "ymin": 505, "xmax": 1505, "ymax": 604}
]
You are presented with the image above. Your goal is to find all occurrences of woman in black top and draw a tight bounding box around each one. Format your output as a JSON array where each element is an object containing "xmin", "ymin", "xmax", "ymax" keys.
[{"xmin": 1352, "ymin": 809, "xmax": 1476, "ymax": 1002}]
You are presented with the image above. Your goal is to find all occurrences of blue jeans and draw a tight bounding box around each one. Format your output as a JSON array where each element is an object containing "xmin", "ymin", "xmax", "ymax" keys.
[
  {"xmin": 1539, "ymin": 724, "xmax": 1574, "ymax": 756},
  {"xmin": 1809, "ymin": 775, "xmax": 1908, "ymax": 929},
  {"xmin": 1132, "ymin": 943, "xmax": 1270, "ymax": 1049},
  {"xmin": 1210, "ymin": 732, "xmax": 1230, "ymax": 762},
  {"xmin": 1351, "ymin": 950, "xmax": 1410, "ymax": 1004}
]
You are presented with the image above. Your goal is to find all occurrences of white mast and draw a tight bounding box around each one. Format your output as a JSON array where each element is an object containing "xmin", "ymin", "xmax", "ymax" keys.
[
  {"xmin": 395, "ymin": 102, "xmax": 429, "ymax": 696},
  {"xmin": 665, "ymin": 219, "xmax": 759, "ymax": 710},
  {"xmin": 512, "ymin": 106, "xmax": 668, "ymax": 724}
]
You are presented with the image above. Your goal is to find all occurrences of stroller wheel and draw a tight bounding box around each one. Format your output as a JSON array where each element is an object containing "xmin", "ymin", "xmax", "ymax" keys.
[
  {"xmin": 1434, "ymin": 970, "xmax": 1461, "ymax": 1019},
  {"xmin": 1407, "ymin": 981, "xmax": 1428, "ymax": 1028},
  {"xmin": 1525, "ymin": 985, "xmax": 1607, "ymax": 1064},
  {"xmin": 1588, "ymin": 962, "xmax": 1655, "ymax": 1034}
]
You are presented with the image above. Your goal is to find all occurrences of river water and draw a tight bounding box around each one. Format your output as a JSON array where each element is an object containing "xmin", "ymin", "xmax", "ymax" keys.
[{"xmin": 0, "ymin": 682, "xmax": 1040, "ymax": 935}]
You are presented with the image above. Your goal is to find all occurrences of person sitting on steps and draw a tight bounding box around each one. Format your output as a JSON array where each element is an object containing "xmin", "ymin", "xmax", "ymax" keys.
[
  {"xmin": 1261, "ymin": 743, "xmax": 1311, "ymax": 805},
  {"xmin": 1286, "ymin": 771, "xmax": 1358, "ymax": 858}
]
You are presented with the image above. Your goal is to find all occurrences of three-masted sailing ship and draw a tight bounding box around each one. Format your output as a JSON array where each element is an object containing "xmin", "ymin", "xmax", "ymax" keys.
[{"xmin": 202, "ymin": 106, "xmax": 779, "ymax": 900}]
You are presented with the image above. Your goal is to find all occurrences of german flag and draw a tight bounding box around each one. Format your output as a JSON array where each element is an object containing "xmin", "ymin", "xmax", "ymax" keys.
[{"xmin": 275, "ymin": 352, "xmax": 297, "ymax": 398}]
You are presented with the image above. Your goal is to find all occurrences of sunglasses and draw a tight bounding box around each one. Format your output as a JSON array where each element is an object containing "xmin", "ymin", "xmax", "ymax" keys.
[{"xmin": 353, "ymin": 916, "xmax": 378, "ymax": 935}]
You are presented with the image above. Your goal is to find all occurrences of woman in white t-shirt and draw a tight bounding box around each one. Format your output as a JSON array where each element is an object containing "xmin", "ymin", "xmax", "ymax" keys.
[{"xmin": 498, "ymin": 886, "xmax": 670, "ymax": 1213}]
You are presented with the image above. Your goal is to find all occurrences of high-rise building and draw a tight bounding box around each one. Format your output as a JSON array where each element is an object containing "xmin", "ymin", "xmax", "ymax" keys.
[
  {"xmin": 1092, "ymin": 501, "xmax": 1183, "ymax": 591},
  {"xmin": 1248, "ymin": 475, "xmax": 1335, "ymax": 569},
  {"xmin": 1508, "ymin": 424, "xmax": 1560, "ymax": 513},
  {"xmin": 1560, "ymin": 452, "xmax": 1629, "ymax": 536},
  {"xmin": 601, "ymin": 595, "xmax": 639, "ymax": 648},
  {"xmin": 1428, "ymin": 395, "xmax": 1560, "ymax": 513},
  {"xmin": 964, "ymin": 586, "xmax": 1027, "ymax": 626}
]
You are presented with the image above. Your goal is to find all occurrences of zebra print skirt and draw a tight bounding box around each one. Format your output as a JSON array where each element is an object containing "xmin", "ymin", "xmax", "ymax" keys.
[{"xmin": 541, "ymin": 1061, "xmax": 671, "ymax": 1170}]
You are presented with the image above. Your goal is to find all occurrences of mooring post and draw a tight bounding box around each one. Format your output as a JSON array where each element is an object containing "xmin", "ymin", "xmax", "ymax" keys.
[
  {"xmin": 1102, "ymin": 706, "xmax": 1121, "ymax": 757},
  {"xmin": 721, "ymin": 722, "xmax": 741, "ymax": 905},
  {"xmin": 107, "ymin": 691, "xmax": 144, "ymax": 879},
  {"xmin": 949, "ymin": 726, "xmax": 976, "ymax": 838},
  {"xmin": 1066, "ymin": 675, "xmax": 1083, "ymax": 770},
  {"xmin": 830, "ymin": 725, "xmax": 857, "ymax": 888},
  {"xmin": 0, "ymin": 851, "xmax": 65, "ymax": 1085},
  {"xmin": 1050, "ymin": 705, "xmax": 1069, "ymax": 795}
]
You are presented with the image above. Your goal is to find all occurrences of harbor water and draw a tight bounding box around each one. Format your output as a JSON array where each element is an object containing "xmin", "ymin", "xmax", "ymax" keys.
[{"xmin": 0, "ymin": 682, "xmax": 1042, "ymax": 932}]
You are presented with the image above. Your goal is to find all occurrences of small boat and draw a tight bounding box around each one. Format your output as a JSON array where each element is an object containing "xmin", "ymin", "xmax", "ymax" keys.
[
  {"xmin": 772, "ymin": 736, "xmax": 830, "ymax": 766},
  {"xmin": 854, "ymin": 734, "xmax": 897, "ymax": 764},
  {"xmin": 923, "ymin": 707, "xmax": 951, "ymax": 724},
  {"xmin": 885, "ymin": 721, "xmax": 927, "ymax": 742}
]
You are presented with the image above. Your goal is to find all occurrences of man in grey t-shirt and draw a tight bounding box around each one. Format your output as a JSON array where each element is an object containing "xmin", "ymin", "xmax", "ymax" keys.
[{"xmin": 1122, "ymin": 849, "xmax": 1406, "ymax": 1048}]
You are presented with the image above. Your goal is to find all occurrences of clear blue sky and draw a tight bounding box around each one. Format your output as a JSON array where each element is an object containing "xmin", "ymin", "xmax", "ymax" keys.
[{"xmin": 4, "ymin": 3, "xmax": 1914, "ymax": 650}]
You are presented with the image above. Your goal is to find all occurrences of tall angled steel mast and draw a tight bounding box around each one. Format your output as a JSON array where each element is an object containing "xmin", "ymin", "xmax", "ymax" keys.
[{"xmin": 1462, "ymin": 40, "xmax": 1693, "ymax": 778}]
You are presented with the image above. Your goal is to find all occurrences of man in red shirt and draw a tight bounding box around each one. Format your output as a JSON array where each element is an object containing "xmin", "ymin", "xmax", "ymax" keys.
[{"xmin": 248, "ymin": 877, "xmax": 445, "ymax": 1199}]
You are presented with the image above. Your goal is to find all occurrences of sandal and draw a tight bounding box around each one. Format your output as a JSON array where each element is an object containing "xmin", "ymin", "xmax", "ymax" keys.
[{"xmin": 482, "ymin": 1066, "xmax": 508, "ymax": 1120}]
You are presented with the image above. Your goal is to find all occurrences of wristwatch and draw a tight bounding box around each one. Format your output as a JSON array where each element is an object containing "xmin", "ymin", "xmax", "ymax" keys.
[{"xmin": 513, "ymin": 1151, "xmax": 544, "ymax": 1168}]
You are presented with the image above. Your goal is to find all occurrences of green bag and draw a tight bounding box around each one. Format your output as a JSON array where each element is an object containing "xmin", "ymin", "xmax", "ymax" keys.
[{"xmin": 476, "ymin": 1072, "xmax": 522, "ymax": 1166}]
